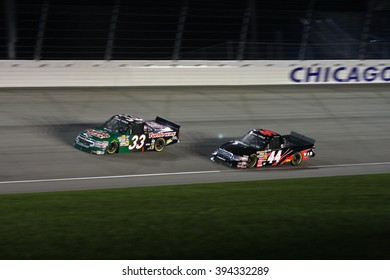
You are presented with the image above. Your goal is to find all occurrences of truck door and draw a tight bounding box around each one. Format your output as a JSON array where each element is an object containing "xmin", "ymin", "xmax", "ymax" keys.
[
  {"xmin": 265, "ymin": 136, "xmax": 285, "ymax": 165},
  {"xmin": 128, "ymin": 122, "xmax": 147, "ymax": 151},
  {"xmin": 269, "ymin": 136, "xmax": 283, "ymax": 150}
]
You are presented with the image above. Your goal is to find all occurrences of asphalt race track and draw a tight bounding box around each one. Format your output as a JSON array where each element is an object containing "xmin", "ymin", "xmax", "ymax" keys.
[{"xmin": 0, "ymin": 84, "xmax": 389, "ymax": 194}]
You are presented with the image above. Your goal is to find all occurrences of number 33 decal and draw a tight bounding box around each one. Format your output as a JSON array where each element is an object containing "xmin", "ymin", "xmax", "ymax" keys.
[{"xmin": 128, "ymin": 135, "xmax": 146, "ymax": 150}]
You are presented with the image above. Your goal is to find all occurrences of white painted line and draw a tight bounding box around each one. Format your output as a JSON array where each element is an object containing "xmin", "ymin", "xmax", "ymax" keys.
[
  {"xmin": 1, "ymin": 161, "xmax": 389, "ymax": 185},
  {"xmin": 312, "ymin": 162, "xmax": 390, "ymax": 168},
  {"xmin": 0, "ymin": 170, "xmax": 221, "ymax": 185}
]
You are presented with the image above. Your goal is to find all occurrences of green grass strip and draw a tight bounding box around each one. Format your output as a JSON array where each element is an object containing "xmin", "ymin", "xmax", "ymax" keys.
[{"xmin": 0, "ymin": 174, "xmax": 389, "ymax": 260}]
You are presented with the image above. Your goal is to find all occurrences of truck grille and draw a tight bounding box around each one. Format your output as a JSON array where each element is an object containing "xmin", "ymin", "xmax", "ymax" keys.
[
  {"xmin": 77, "ymin": 136, "xmax": 94, "ymax": 147},
  {"xmin": 217, "ymin": 148, "xmax": 234, "ymax": 160}
]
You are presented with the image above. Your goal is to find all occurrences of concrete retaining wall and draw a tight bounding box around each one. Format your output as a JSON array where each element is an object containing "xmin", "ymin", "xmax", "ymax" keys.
[{"xmin": 0, "ymin": 60, "xmax": 389, "ymax": 87}]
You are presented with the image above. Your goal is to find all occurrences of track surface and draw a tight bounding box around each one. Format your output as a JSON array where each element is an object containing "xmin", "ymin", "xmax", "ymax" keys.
[{"xmin": 0, "ymin": 84, "xmax": 389, "ymax": 194}]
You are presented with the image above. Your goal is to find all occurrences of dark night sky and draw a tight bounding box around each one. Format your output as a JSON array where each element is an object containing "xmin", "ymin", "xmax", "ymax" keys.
[{"xmin": 1, "ymin": 0, "xmax": 389, "ymax": 59}]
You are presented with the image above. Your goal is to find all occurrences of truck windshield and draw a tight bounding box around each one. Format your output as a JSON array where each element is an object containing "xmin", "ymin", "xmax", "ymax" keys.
[
  {"xmin": 103, "ymin": 117, "xmax": 130, "ymax": 134},
  {"xmin": 239, "ymin": 132, "xmax": 267, "ymax": 150}
]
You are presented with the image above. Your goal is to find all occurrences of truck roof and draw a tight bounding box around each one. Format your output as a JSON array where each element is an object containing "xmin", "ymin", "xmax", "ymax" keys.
[
  {"xmin": 258, "ymin": 129, "xmax": 278, "ymax": 136},
  {"xmin": 249, "ymin": 129, "xmax": 280, "ymax": 139}
]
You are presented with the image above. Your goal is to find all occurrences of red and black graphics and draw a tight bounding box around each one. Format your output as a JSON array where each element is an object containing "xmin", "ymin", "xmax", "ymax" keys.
[
  {"xmin": 257, "ymin": 148, "xmax": 294, "ymax": 167},
  {"xmin": 259, "ymin": 129, "xmax": 278, "ymax": 137},
  {"xmin": 211, "ymin": 129, "xmax": 315, "ymax": 169},
  {"xmin": 256, "ymin": 147, "xmax": 314, "ymax": 168}
]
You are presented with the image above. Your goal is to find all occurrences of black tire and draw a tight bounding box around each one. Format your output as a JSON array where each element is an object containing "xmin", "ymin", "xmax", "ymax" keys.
[
  {"xmin": 154, "ymin": 138, "xmax": 166, "ymax": 152},
  {"xmin": 291, "ymin": 152, "xmax": 303, "ymax": 166},
  {"xmin": 247, "ymin": 154, "xmax": 258, "ymax": 168},
  {"xmin": 106, "ymin": 141, "xmax": 119, "ymax": 154}
]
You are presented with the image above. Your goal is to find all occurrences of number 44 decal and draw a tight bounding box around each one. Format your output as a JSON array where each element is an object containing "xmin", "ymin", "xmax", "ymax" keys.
[
  {"xmin": 267, "ymin": 150, "xmax": 282, "ymax": 163},
  {"xmin": 128, "ymin": 135, "xmax": 146, "ymax": 150}
]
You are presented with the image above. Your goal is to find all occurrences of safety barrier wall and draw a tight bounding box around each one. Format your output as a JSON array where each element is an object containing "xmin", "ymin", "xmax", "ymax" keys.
[{"xmin": 0, "ymin": 60, "xmax": 389, "ymax": 87}]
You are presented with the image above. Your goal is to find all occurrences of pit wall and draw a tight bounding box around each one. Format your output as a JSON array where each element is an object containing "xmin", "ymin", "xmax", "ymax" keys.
[{"xmin": 0, "ymin": 60, "xmax": 389, "ymax": 87}]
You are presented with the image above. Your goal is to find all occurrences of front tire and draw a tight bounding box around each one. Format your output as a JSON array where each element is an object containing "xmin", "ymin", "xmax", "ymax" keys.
[
  {"xmin": 247, "ymin": 154, "xmax": 258, "ymax": 168},
  {"xmin": 106, "ymin": 141, "xmax": 119, "ymax": 154},
  {"xmin": 291, "ymin": 152, "xmax": 303, "ymax": 166},
  {"xmin": 154, "ymin": 138, "xmax": 166, "ymax": 152}
]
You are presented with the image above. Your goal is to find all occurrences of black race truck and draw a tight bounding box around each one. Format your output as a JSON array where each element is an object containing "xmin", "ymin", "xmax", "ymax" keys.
[{"xmin": 211, "ymin": 129, "xmax": 315, "ymax": 168}]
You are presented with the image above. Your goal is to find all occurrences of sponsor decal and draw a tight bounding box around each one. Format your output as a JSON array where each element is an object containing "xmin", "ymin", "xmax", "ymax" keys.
[
  {"xmin": 86, "ymin": 129, "xmax": 110, "ymax": 139},
  {"xmin": 91, "ymin": 150, "xmax": 105, "ymax": 155},
  {"xmin": 150, "ymin": 139, "xmax": 155, "ymax": 150},
  {"xmin": 149, "ymin": 131, "xmax": 176, "ymax": 138},
  {"xmin": 118, "ymin": 135, "xmax": 130, "ymax": 146},
  {"xmin": 302, "ymin": 148, "xmax": 315, "ymax": 158},
  {"xmin": 256, "ymin": 150, "xmax": 265, "ymax": 167},
  {"xmin": 259, "ymin": 129, "xmax": 277, "ymax": 136},
  {"xmin": 290, "ymin": 66, "xmax": 390, "ymax": 83}
]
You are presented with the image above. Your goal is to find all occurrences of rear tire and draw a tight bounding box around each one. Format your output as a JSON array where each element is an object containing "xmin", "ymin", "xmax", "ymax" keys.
[
  {"xmin": 106, "ymin": 141, "xmax": 119, "ymax": 154},
  {"xmin": 247, "ymin": 154, "xmax": 258, "ymax": 168},
  {"xmin": 291, "ymin": 152, "xmax": 303, "ymax": 166},
  {"xmin": 154, "ymin": 138, "xmax": 166, "ymax": 152}
]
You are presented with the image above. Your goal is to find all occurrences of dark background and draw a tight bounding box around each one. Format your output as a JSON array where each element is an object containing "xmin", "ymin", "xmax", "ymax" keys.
[{"xmin": 1, "ymin": 0, "xmax": 389, "ymax": 60}]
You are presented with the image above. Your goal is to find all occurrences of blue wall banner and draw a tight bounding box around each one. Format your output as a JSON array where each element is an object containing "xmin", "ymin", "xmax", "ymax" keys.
[{"xmin": 290, "ymin": 66, "xmax": 390, "ymax": 83}]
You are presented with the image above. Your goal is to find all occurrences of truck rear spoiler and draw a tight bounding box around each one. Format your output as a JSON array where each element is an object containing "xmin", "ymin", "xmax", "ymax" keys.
[
  {"xmin": 290, "ymin": 131, "xmax": 316, "ymax": 145},
  {"xmin": 155, "ymin": 116, "xmax": 181, "ymax": 131}
]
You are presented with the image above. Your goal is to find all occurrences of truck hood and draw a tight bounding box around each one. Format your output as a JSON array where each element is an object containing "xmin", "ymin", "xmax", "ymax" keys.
[
  {"xmin": 80, "ymin": 127, "xmax": 119, "ymax": 141},
  {"xmin": 220, "ymin": 141, "xmax": 256, "ymax": 155}
]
